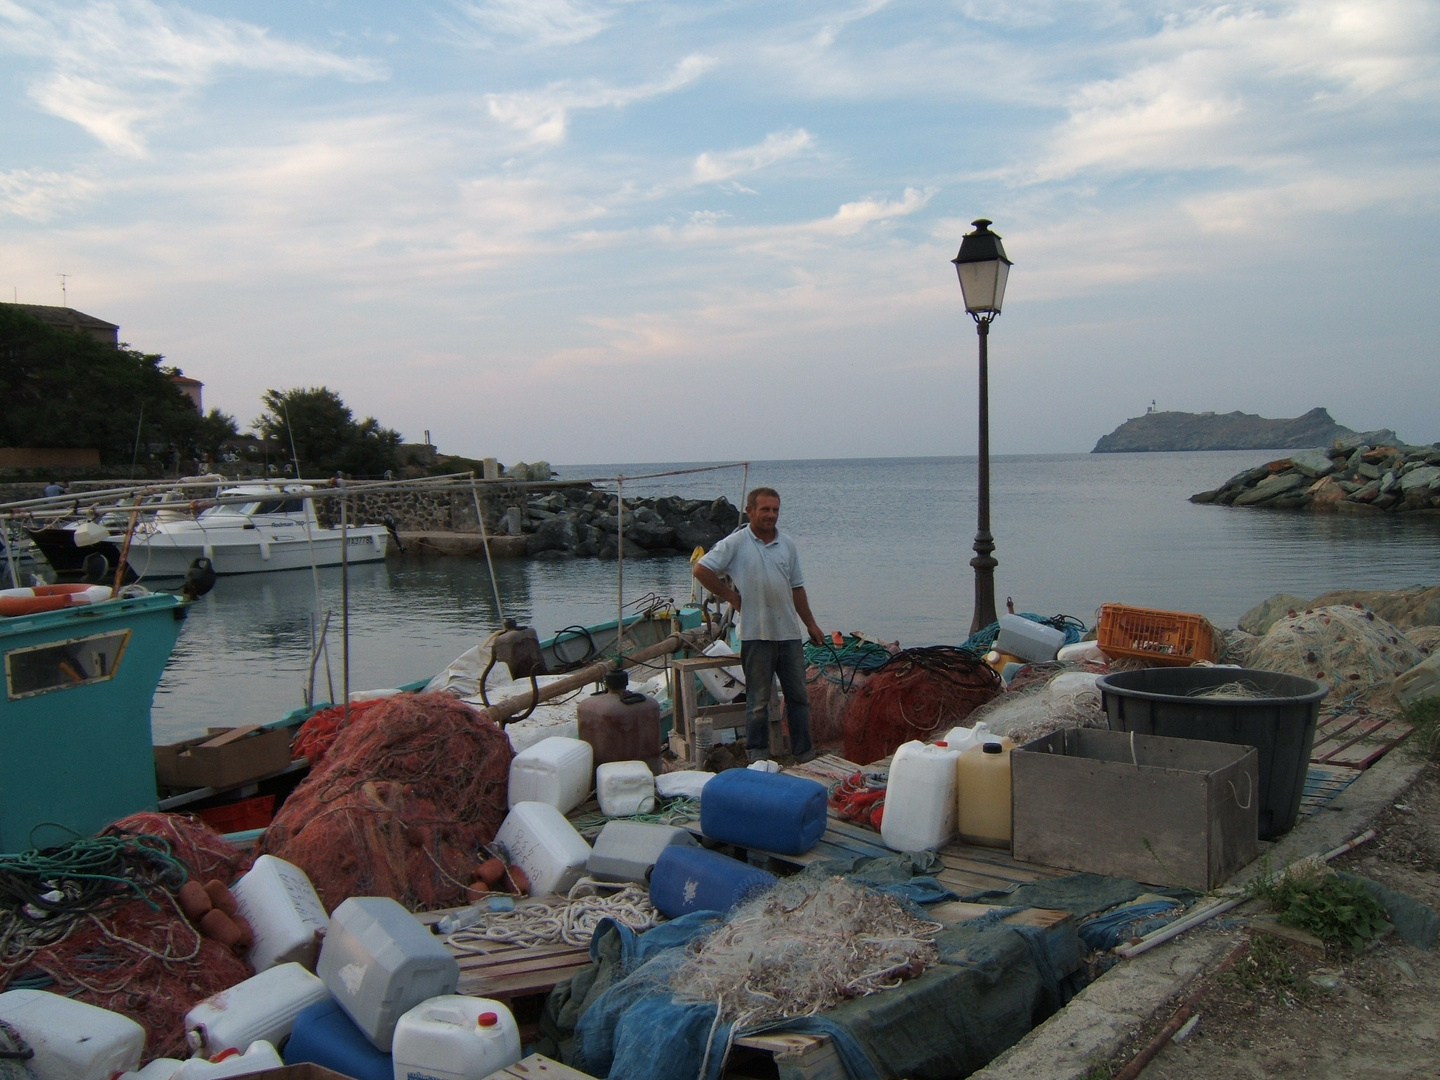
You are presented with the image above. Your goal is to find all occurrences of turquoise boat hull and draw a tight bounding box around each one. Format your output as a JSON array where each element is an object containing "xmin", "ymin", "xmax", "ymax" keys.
[{"xmin": 0, "ymin": 593, "xmax": 186, "ymax": 852}]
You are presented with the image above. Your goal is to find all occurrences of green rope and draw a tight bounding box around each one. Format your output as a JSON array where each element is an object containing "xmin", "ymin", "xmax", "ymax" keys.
[{"xmin": 569, "ymin": 796, "xmax": 700, "ymax": 839}]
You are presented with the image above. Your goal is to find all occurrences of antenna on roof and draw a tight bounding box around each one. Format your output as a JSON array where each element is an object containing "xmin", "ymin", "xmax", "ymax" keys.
[{"xmin": 57, "ymin": 273, "xmax": 68, "ymax": 306}]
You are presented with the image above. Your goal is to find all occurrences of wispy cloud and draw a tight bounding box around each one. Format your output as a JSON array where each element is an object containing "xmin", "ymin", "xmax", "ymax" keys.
[
  {"xmin": 0, "ymin": 0, "xmax": 383, "ymax": 155},
  {"xmin": 484, "ymin": 53, "xmax": 716, "ymax": 143},
  {"xmin": 692, "ymin": 129, "xmax": 816, "ymax": 185},
  {"xmin": 444, "ymin": 0, "xmax": 609, "ymax": 49},
  {"xmin": 0, "ymin": 168, "xmax": 101, "ymax": 221}
]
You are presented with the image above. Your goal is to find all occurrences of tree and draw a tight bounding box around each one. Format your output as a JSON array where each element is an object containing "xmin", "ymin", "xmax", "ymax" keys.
[
  {"xmin": 254, "ymin": 386, "xmax": 402, "ymax": 477},
  {"xmin": 0, "ymin": 305, "xmax": 202, "ymax": 466}
]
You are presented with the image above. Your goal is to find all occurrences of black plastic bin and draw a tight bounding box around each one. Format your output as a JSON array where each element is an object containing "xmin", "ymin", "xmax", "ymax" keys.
[{"xmin": 1096, "ymin": 668, "xmax": 1328, "ymax": 840}]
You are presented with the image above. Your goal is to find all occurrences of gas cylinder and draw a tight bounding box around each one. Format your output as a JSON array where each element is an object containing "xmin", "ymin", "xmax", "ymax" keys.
[{"xmin": 577, "ymin": 669, "xmax": 662, "ymax": 773}]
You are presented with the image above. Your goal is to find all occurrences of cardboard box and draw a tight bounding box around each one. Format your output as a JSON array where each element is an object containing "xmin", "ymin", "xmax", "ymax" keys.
[
  {"xmin": 1011, "ymin": 727, "xmax": 1259, "ymax": 892},
  {"xmin": 154, "ymin": 725, "xmax": 293, "ymax": 791}
]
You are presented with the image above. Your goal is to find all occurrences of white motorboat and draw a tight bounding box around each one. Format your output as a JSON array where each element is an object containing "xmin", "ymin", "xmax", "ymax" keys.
[{"xmin": 124, "ymin": 484, "xmax": 391, "ymax": 578}]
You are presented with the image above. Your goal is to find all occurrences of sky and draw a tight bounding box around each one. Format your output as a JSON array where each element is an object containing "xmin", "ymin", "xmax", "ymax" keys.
[{"xmin": 1, "ymin": 0, "xmax": 1437, "ymax": 464}]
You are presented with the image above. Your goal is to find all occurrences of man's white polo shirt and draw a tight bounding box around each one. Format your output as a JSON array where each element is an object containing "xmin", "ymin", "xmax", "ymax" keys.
[{"xmin": 696, "ymin": 526, "xmax": 805, "ymax": 641}]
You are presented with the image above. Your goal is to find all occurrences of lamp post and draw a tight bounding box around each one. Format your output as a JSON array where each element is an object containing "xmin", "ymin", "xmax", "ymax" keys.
[{"xmin": 952, "ymin": 218, "xmax": 1012, "ymax": 636}]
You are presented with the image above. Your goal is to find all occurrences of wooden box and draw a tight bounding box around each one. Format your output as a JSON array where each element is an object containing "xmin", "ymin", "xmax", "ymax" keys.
[
  {"xmin": 154, "ymin": 724, "xmax": 293, "ymax": 791},
  {"xmin": 1011, "ymin": 728, "xmax": 1259, "ymax": 891}
]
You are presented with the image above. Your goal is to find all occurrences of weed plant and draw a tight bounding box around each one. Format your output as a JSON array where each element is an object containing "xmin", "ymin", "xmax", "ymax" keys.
[
  {"xmin": 1245, "ymin": 862, "xmax": 1388, "ymax": 953},
  {"xmin": 1223, "ymin": 935, "xmax": 1309, "ymax": 1004},
  {"xmin": 1402, "ymin": 696, "xmax": 1440, "ymax": 761}
]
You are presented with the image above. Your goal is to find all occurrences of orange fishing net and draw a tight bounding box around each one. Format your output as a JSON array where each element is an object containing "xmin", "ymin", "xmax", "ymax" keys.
[
  {"xmin": 259, "ymin": 692, "xmax": 513, "ymax": 912},
  {"xmin": 3, "ymin": 814, "xmax": 253, "ymax": 1062},
  {"xmin": 840, "ymin": 648, "xmax": 1002, "ymax": 766},
  {"xmin": 805, "ymin": 669, "xmax": 872, "ymax": 750},
  {"xmin": 290, "ymin": 697, "xmax": 388, "ymax": 768}
]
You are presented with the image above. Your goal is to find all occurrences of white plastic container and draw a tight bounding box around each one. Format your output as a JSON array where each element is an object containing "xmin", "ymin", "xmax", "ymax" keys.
[
  {"xmin": 880, "ymin": 741, "xmax": 961, "ymax": 852},
  {"xmin": 173, "ymin": 1041, "xmax": 283, "ymax": 1079},
  {"xmin": 118, "ymin": 1059, "xmax": 184, "ymax": 1080},
  {"xmin": 956, "ymin": 738, "xmax": 1016, "ymax": 849},
  {"xmin": 1044, "ymin": 671, "xmax": 1102, "ymax": 709},
  {"xmin": 587, "ymin": 820, "xmax": 697, "ymax": 883},
  {"xmin": 507, "ymin": 736, "xmax": 594, "ymax": 814},
  {"xmin": 230, "ymin": 854, "xmax": 329, "ymax": 973},
  {"xmin": 940, "ymin": 722, "xmax": 992, "ymax": 754},
  {"xmin": 184, "ymin": 962, "xmax": 330, "ymax": 1058},
  {"xmin": 697, "ymin": 638, "xmax": 745, "ymax": 703},
  {"xmin": 995, "ymin": 614, "xmax": 1066, "ymax": 664},
  {"xmin": 596, "ymin": 760, "xmax": 656, "ymax": 817},
  {"xmin": 0, "ymin": 989, "xmax": 145, "ymax": 1080},
  {"xmin": 1056, "ymin": 639, "xmax": 1105, "ymax": 664},
  {"xmin": 317, "ymin": 896, "xmax": 460, "ymax": 1052},
  {"xmin": 494, "ymin": 801, "xmax": 592, "ymax": 897},
  {"xmin": 390, "ymin": 996, "xmax": 522, "ymax": 1080}
]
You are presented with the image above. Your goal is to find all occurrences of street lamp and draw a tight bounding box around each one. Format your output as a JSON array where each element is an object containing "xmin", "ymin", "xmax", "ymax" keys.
[{"xmin": 952, "ymin": 218, "xmax": 1012, "ymax": 635}]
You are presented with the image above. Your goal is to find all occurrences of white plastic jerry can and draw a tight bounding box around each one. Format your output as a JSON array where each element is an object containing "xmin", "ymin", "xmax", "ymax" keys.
[
  {"xmin": 184, "ymin": 962, "xmax": 331, "ymax": 1058},
  {"xmin": 172, "ymin": 1041, "xmax": 284, "ymax": 1079},
  {"xmin": 0, "ymin": 989, "xmax": 145, "ymax": 1080},
  {"xmin": 390, "ymin": 996, "xmax": 522, "ymax": 1080},
  {"xmin": 229, "ymin": 853, "xmax": 329, "ymax": 972}
]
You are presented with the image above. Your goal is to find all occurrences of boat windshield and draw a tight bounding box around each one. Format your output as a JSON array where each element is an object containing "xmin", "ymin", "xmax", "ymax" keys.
[
  {"xmin": 205, "ymin": 502, "xmax": 260, "ymax": 517},
  {"xmin": 254, "ymin": 499, "xmax": 307, "ymax": 515}
]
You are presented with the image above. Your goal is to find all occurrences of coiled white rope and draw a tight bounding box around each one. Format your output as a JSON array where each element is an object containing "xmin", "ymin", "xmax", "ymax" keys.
[{"xmin": 446, "ymin": 880, "xmax": 659, "ymax": 950}]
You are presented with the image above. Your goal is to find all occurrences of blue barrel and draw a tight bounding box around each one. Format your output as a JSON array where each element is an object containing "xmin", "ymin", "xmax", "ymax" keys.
[
  {"xmin": 700, "ymin": 769, "xmax": 829, "ymax": 855},
  {"xmin": 284, "ymin": 998, "xmax": 393, "ymax": 1080},
  {"xmin": 649, "ymin": 846, "xmax": 777, "ymax": 919}
]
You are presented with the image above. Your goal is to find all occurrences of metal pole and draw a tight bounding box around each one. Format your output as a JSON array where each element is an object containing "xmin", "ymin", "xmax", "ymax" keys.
[
  {"xmin": 340, "ymin": 493, "xmax": 350, "ymax": 722},
  {"xmin": 970, "ymin": 317, "xmax": 998, "ymax": 634}
]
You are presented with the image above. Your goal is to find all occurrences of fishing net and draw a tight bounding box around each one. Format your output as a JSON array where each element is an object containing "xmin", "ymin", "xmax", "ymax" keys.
[
  {"xmin": 667, "ymin": 875, "xmax": 941, "ymax": 1028},
  {"xmin": 1249, "ymin": 605, "xmax": 1423, "ymax": 707},
  {"xmin": 259, "ymin": 692, "xmax": 513, "ymax": 912},
  {"xmin": 801, "ymin": 638, "xmax": 894, "ymax": 751},
  {"xmin": 962, "ymin": 667, "xmax": 1109, "ymax": 746},
  {"xmin": 0, "ymin": 817, "xmax": 253, "ymax": 1062},
  {"xmin": 290, "ymin": 697, "xmax": 389, "ymax": 768},
  {"xmin": 840, "ymin": 648, "xmax": 1002, "ymax": 766}
]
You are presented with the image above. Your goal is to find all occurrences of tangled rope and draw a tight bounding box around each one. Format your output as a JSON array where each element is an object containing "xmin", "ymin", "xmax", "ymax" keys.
[
  {"xmin": 828, "ymin": 771, "xmax": 887, "ymax": 831},
  {"xmin": 567, "ymin": 798, "xmax": 701, "ymax": 840},
  {"xmin": 445, "ymin": 881, "xmax": 659, "ymax": 949}
]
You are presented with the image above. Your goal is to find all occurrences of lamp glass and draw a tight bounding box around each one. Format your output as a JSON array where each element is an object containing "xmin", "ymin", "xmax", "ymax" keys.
[{"xmin": 956, "ymin": 259, "xmax": 1009, "ymax": 315}]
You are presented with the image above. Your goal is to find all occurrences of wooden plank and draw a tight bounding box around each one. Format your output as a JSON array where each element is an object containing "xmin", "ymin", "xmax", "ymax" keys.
[
  {"xmin": 732, "ymin": 1033, "xmax": 847, "ymax": 1080},
  {"xmin": 482, "ymin": 1052, "xmax": 598, "ymax": 1080},
  {"xmin": 1311, "ymin": 711, "xmax": 1413, "ymax": 768},
  {"xmin": 460, "ymin": 962, "xmax": 592, "ymax": 1000}
]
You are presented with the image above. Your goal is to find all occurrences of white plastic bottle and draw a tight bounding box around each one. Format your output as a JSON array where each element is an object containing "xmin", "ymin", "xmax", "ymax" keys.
[
  {"xmin": 880, "ymin": 741, "xmax": 961, "ymax": 852},
  {"xmin": 184, "ymin": 962, "xmax": 330, "ymax": 1058},
  {"xmin": 391, "ymin": 996, "xmax": 522, "ymax": 1080},
  {"xmin": 229, "ymin": 854, "xmax": 329, "ymax": 972}
]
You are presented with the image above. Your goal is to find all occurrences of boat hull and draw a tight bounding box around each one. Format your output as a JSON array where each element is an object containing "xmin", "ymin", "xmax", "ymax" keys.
[
  {"xmin": 0, "ymin": 593, "xmax": 185, "ymax": 850},
  {"xmin": 126, "ymin": 526, "xmax": 390, "ymax": 578}
]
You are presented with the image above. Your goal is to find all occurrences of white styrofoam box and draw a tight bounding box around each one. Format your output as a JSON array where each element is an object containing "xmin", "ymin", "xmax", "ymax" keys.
[
  {"xmin": 391, "ymin": 996, "xmax": 521, "ymax": 1080},
  {"xmin": 494, "ymin": 801, "xmax": 592, "ymax": 897},
  {"xmin": 508, "ymin": 736, "xmax": 594, "ymax": 813},
  {"xmin": 995, "ymin": 614, "xmax": 1066, "ymax": 664},
  {"xmin": 0, "ymin": 990, "xmax": 145, "ymax": 1080},
  {"xmin": 596, "ymin": 760, "xmax": 655, "ymax": 817},
  {"xmin": 587, "ymin": 821, "xmax": 697, "ymax": 884},
  {"xmin": 317, "ymin": 896, "xmax": 459, "ymax": 1053},
  {"xmin": 697, "ymin": 639, "xmax": 745, "ymax": 703},
  {"xmin": 184, "ymin": 962, "xmax": 330, "ymax": 1058},
  {"xmin": 230, "ymin": 854, "xmax": 328, "ymax": 972},
  {"xmin": 655, "ymin": 770, "xmax": 713, "ymax": 800}
]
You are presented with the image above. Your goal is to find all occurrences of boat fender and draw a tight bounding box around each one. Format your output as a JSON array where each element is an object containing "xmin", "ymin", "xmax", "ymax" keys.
[{"xmin": 0, "ymin": 583, "xmax": 112, "ymax": 617}]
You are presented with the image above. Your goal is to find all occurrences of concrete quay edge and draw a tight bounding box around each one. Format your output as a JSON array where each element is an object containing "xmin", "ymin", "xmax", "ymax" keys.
[{"xmin": 968, "ymin": 749, "xmax": 1428, "ymax": 1080}]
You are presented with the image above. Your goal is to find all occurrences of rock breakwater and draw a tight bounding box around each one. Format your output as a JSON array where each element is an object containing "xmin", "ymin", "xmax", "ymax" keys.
[{"xmin": 1191, "ymin": 437, "xmax": 1440, "ymax": 513}]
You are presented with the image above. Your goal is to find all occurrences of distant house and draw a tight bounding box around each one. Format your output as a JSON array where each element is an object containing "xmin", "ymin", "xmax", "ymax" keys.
[
  {"xmin": 171, "ymin": 374, "xmax": 203, "ymax": 412},
  {"xmin": 3, "ymin": 303, "xmax": 119, "ymax": 346}
]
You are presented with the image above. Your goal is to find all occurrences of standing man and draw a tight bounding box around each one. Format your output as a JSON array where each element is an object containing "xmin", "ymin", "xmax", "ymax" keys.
[{"xmin": 692, "ymin": 487, "xmax": 825, "ymax": 763}]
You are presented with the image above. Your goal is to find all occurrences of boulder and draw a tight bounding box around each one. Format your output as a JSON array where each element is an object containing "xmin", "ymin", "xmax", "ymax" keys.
[
  {"xmin": 528, "ymin": 515, "xmax": 580, "ymax": 555},
  {"xmin": 1399, "ymin": 465, "xmax": 1440, "ymax": 492},
  {"xmin": 626, "ymin": 520, "xmax": 677, "ymax": 550},
  {"xmin": 1233, "ymin": 471, "xmax": 1309, "ymax": 505},
  {"xmin": 674, "ymin": 519, "xmax": 732, "ymax": 552},
  {"xmin": 1306, "ymin": 475, "xmax": 1349, "ymax": 510},
  {"xmin": 1289, "ymin": 448, "xmax": 1336, "ymax": 478}
]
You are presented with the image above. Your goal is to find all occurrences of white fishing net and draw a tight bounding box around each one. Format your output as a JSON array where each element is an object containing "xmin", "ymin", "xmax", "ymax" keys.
[
  {"xmin": 1249, "ymin": 604, "xmax": 1423, "ymax": 706},
  {"xmin": 960, "ymin": 668, "xmax": 1109, "ymax": 746}
]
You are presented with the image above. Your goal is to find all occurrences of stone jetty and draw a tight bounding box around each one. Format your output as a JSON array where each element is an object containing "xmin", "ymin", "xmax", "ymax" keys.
[{"xmin": 1191, "ymin": 437, "xmax": 1440, "ymax": 513}]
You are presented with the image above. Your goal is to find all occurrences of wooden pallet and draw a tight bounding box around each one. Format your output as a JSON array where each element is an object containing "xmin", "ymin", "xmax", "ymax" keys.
[
  {"xmin": 419, "ymin": 906, "xmax": 593, "ymax": 1003},
  {"xmin": 1300, "ymin": 761, "xmax": 1362, "ymax": 816},
  {"xmin": 1310, "ymin": 709, "xmax": 1414, "ymax": 768}
]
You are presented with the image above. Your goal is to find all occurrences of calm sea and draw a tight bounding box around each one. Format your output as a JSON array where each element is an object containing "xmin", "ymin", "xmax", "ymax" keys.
[{"xmin": 150, "ymin": 451, "xmax": 1439, "ymax": 742}]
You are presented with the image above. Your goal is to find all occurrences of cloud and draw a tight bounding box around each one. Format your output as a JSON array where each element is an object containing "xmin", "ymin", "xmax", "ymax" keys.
[
  {"xmin": 484, "ymin": 53, "xmax": 716, "ymax": 143},
  {"xmin": 444, "ymin": 0, "xmax": 609, "ymax": 49},
  {"xmin": 692, "ymin": 129, "xmax": 816, "ymax": 185},
  {"xmin": 0, "ymin": 168, "xmax": 101, "ymax": 221},
  {"xmin": 0, "ymin": 0, "xmax": 383, "ymax": 155}
]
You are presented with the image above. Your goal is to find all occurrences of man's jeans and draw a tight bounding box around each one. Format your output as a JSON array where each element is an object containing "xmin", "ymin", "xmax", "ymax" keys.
[{"xmin": 740, "ymin": 639, "xmax": 812, "ymax": 758}]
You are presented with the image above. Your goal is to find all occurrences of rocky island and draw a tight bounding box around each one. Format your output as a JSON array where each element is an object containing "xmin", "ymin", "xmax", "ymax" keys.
[{"xmin": 1092, "ymin": 406, "xmax": 1395, "ymax": 453}]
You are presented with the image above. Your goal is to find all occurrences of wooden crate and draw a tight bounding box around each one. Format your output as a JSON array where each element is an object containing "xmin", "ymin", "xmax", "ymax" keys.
[
  {"xmin": 1012, "ymin": 728, "xmax": 1259, "ymax": 892},
  {"xmin": 669, "ymin": 655, "xmax": 787, "ymax": 765},
  {"xmin": 481, "ymin": 1053, "xmax": 598, "ymax": 1080}
]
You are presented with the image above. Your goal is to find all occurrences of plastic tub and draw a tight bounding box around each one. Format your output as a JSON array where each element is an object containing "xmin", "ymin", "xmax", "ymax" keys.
[
  {"xmin": 494, "ymin": 801, "xmax": 592, "ymax": 896},
  {"xmin": 596, "ymin": 760, "xmax": 656, "ymax": 817},
  {"xmin": 649, "ymin": 845, "xmax": 776, "ymax": 918},
  {"xmin": 1097, "ymin": 667, "xmax": 1327, "ymax": 840},
  {"xmin": 507, "ymin": 736, "xmax": 593, "ymax": 814},
  {"xmin": 316, "ymin": 897, "xmax": 460, "ymax": 1052},
  {"xmin": 391, "ymin": 996, "xmax": 521, "ymax": 1080},
  {"xmin": 230, "ymin": 854, "xmax": 329, "ymax": 973},
  {"xmin": 0, "ymin": 989, "xmax": 145, "ymax": 1080},
  {"xmin": 699, "ymin": 769, "xmax": 828, "ymax": 855},
  {"xmin": 880, "ymin": 741, "xmax": 960, "ymax": 852}
]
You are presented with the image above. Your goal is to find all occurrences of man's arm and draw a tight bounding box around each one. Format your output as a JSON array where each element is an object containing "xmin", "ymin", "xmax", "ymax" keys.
[
  {"xmin": 792, "ymin": 587, "xmax": 824, "ymax": 645},
  {"xmin": 693, "ymin": 562, "xmax": 741, "ymax": 610}
]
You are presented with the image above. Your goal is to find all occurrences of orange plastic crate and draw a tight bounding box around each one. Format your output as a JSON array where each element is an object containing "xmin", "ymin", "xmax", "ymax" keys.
[
  {"xmin": 197, "ymin": 794, "xmax": 275, "ymax": 834},
  {"xmin": 1096, "ymin": 604, "xmax": 1218, "ymax": 666}
]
